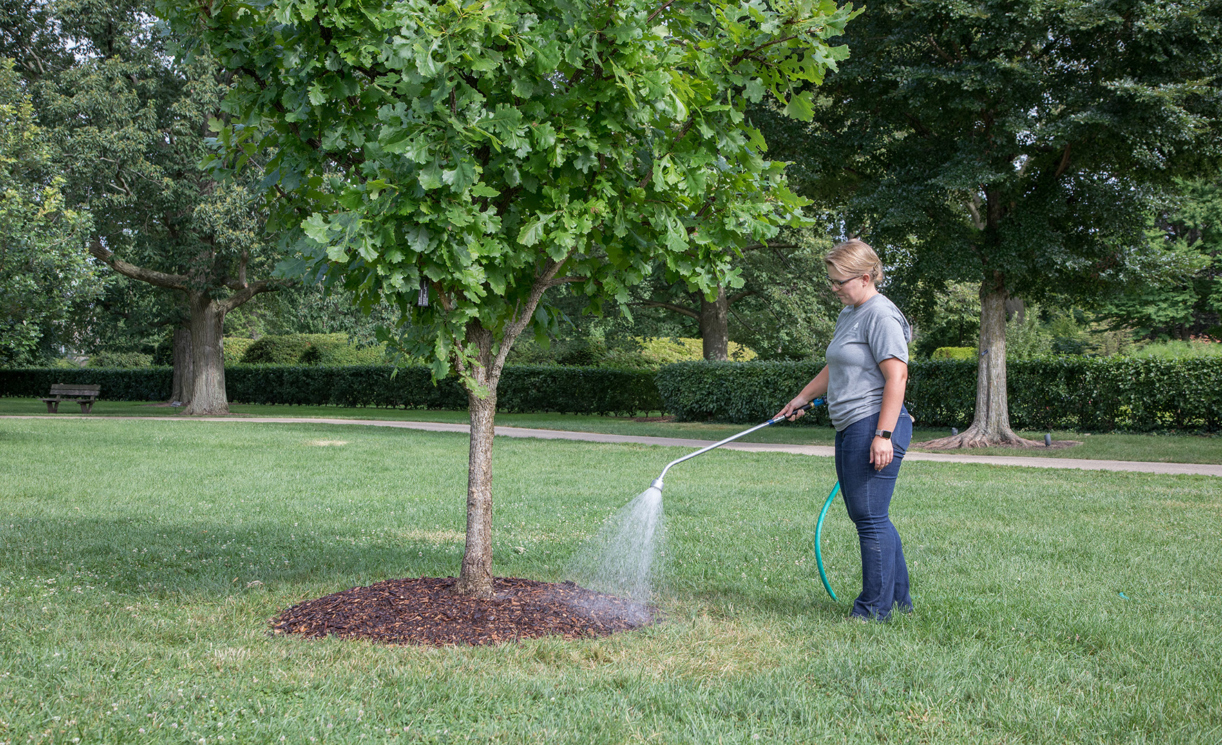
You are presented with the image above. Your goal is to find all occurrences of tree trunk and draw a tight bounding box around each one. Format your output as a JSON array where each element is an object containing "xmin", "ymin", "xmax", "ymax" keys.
[
  {"xmin": 170, "ymin": 325, "xmax": 193, "ymax": 407},
  {"xmin": 1004, "ymin": 296, "xmax": 1025, "ymax": 324},
  {"xmin": 923, "ymin": 277, "xmax": 1040, "ymax": 449},
  {"xmin": 454, "ymin": 384, "xmax": 498, "ymax": 598},
  {"xmin": 181, "ymin": 292, "xmax": 229, "ymax": 416},
  {"xmin": 699, "ymin": 285, "xmax": 729, "ymax": 361}
]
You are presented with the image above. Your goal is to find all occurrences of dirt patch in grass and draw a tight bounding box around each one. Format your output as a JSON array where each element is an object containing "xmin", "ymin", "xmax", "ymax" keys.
[
  {"xmin": 633, "ymin": 415, "xmax": 675, "ymax": 423},
  {"xmin": 272, "ymin": 577, "xmax": 655, "ymax": 646}
]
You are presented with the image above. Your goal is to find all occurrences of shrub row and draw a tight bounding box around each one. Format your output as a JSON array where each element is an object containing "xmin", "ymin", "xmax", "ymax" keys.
[
  {"xmin": 0, "ymin": 365, "xmax": 663, "ymax": 417},
  {"xmin": 657, "ymin": 357, "xmax": 1222, "ymax": 432},
  {"xmin": 6, "ymin": 357, "xmax": 1219, "ymax": 431},
  {"xmin": 0, "ymin": 367, "xmax": 175, "ymax": 401}
]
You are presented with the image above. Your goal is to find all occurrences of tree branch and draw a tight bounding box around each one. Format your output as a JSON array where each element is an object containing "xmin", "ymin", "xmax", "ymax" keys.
[
  {"xmin": 89, "ymin": 239, "xmax": 189, "ymax": 291},
  {"xmin": 647, "ymin": 0, "xmax": 677, "ymax": 23},
  {"xmin": 219, "ymin": 279, "xmax": 279, "ymax": 313},
  {"xmin": 731, "ymin": 35, "xmax": 799, "ymax": 67},
  {"xmin": 927, "ymin": 35, "xmax": 958, "ymax": 64},
  {"xmin": 1053, "ymin": 142, "xmax": 1072, "ymax": 179},
  {"xmin": 491, "ymin": 258, "xmax": 569, "ymax": 378},
  {"xmin": 633, "ymin": 299, "xmax": 699, "ymax": 319}
]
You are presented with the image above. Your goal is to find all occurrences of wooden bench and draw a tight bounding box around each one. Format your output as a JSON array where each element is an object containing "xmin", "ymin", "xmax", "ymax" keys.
[{"xmin": 40, "ymin": 384, "xmax": 101, "ymax": 414}]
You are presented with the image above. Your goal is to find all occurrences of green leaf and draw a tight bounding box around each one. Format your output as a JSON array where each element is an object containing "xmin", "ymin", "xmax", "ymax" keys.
[
  {"xmin": 303, "ymin": 213, "xmax": 331, "ymax": 244},
  {"xmin": 782, "ymin": 91, "xmax": 814, "ymax": 122},
  {"xmin": 442, "ymin": 159, "xmax": 477, "ymax": 192},
  {"xmin": 518, "ymin": 214, "xmax": 552, "ymax": 247},
  {"xmin": 418, "ymin": 161, "xmax": 443, "ymax": 190}
]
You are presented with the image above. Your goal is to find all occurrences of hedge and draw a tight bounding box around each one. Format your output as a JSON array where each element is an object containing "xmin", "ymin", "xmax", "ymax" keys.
[
  {"xmin": 239, "ymin": 334, "xmax": 387, "ymax": 366},
  {"xmin": 656, "ymin": 357, "xmax": 1222, "ymax": 432},
  {"xmin": 0, "ymin": 367, "xmax": 175, "ymax": 401},
  {"xmin": 0, "ymin": 365, "xmax": 664, "ymax": 416},
  {"xmin": 6, "ymin": 357, "xmax": 1219, "ymax": 431}
]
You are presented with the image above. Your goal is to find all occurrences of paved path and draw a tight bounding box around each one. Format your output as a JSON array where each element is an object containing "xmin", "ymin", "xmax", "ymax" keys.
[{"xmin": 8, "ymin": 414, "xmax": 1221, "ymax": 477}]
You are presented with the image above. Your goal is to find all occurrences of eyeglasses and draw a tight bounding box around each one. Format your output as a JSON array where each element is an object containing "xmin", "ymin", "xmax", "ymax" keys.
[{"xmin": 826, "ymin": 276, "xmax": 858, "ymax": 287}]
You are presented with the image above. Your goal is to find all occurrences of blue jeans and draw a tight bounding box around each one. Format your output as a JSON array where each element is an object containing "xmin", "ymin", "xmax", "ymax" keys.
[{"xmin": 834, "ymin": 406, "xmax": 913, "ymax": 620}]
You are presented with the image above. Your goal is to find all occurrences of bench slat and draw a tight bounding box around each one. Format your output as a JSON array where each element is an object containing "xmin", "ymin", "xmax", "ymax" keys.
[{"xmin": 49, "ymin": 384, "xmax": 101, "ymax": 396}]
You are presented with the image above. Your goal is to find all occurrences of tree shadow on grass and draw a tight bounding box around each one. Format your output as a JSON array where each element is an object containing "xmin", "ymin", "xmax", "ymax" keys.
[{"xmin": 2, "ymin": 516, "xmax": 466, "ymax": 600}]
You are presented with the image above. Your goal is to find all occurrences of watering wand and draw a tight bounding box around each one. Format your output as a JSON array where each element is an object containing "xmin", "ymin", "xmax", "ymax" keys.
[
  {"xmin": 649, "ymin": 398, "xmax": 825, "ymax": 491},
  {"xmin": 644, "ymin": 398, "xmax": 843, "ymax": 602}
]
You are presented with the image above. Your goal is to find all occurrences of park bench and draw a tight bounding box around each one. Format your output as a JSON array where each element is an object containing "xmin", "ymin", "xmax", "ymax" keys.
[{"xmin": 40, "ymin": 384, "xmax": 101, "ymax": 414}]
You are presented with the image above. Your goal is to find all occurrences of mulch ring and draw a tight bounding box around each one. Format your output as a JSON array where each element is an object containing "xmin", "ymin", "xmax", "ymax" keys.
[{"xmin": 271, "ymin": 577, "xmax": 656, "ymax": 646}]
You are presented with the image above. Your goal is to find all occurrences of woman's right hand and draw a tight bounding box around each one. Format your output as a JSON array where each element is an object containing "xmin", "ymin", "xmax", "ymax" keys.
[{"xmin": 775, "ymin": 397, "xmax": 808, "ymax": 421}]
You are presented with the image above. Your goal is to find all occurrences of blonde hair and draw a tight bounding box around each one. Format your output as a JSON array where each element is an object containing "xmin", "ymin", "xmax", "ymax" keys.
[{"xmin": 825, "ymin": 239, "xmax": 884, "ymax": 286}]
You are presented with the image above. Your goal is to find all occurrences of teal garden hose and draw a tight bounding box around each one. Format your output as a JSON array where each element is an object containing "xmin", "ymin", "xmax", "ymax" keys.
[{"xmin": 815, "ymin": 481, "xmax": 841, "ymax": 601}]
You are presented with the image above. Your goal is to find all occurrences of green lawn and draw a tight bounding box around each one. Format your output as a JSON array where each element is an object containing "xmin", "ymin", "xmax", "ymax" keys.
[
  {"xmin": 3, "ymin": 396, "xmax": 1221, "ymax": 464},
  {"xmin": 1, "ymin": 419, "xmax": 1219, "ymax": 743}
]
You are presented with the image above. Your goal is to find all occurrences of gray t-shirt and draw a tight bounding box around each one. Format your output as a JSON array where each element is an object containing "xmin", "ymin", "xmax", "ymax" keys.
[{"xmin": 825, "ymin": 294, "xmax": 911, "ymax": 431}]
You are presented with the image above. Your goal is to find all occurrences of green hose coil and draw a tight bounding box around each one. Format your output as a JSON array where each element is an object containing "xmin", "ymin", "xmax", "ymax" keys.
[{"xmin": 815, "ymin": 481, "xmax": 841, "ymax": 602}]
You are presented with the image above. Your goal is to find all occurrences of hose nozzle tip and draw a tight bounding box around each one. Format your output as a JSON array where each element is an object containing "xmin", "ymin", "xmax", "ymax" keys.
[{"xmin": 650, "ymin": 478, "xmax": 664, "ymax": 491}]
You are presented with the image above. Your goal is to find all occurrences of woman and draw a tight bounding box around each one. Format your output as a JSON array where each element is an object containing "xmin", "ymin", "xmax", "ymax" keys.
[{"xmin": 776, "ymin": 239, "xmax": 913, "ymax": 621}]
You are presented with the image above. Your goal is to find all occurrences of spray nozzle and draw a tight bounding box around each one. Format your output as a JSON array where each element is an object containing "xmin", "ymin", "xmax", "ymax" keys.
[{"xmin": 768, "ymin": 397, "xmax": 826, "ymax": 424}]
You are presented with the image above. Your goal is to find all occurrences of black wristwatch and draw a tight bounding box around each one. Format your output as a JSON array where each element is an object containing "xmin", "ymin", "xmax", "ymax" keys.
[{"xmin": 874, "ymin": 429, "xmax": 892, "ymax": 440}]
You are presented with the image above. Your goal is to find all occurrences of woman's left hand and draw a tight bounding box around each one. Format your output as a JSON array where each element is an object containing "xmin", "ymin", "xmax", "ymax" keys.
[{"xmin": 870, "ymin": 436, "xmax": 894, "ymax": 471}]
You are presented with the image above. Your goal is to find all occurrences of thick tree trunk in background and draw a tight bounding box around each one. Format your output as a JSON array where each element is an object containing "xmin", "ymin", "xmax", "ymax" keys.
[
  {"xmin": 923, "ymin": 277, "xmax": 1040, "ymax": 449},
  {"xmin": 181, "ymin": 293, "xmax": 229, "ymax": 416},
  {"xmin": 170, "ymin": 326, "xmax": 193, "ymax": 406},
  {"xmin": 700, "ymin": 285, "xmax": 729, "ymax": 361},
  {"xmin": 454, "ymin": 385, "xmax": 498, "ymax": 599},
  {"xmin": 1004, "ymin": 296, "xmax": 1025, "ymax": 324}
]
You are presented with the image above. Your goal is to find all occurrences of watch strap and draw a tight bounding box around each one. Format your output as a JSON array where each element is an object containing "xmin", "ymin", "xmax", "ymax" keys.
[{"xmin": 874, "ymin": 429, "xmax": 892, "ymax": 439}]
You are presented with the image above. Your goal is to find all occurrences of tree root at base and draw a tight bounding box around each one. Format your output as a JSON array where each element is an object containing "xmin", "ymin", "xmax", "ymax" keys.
[{"xmin": 919, "ymin": 429, "xmax": 1070, "ymax": 450}]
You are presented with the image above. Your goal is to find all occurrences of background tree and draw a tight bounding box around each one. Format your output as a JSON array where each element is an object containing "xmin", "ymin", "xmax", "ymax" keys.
[
  {"xmin": 629, "ymin": 230, "xmax": 838, "ymax": 359},
  {"xmin": 0, "ymin": 58, "xmax": 97, "ymax": 366},
  {"xmin": 20, "ymin": 0, "xmax": 288, "ymax": 412},
  {"xmin": 165, "ymin": 0, "xmax": 858, "ymax": 596},
  {"xmin": 761, "ymin": 0, "xmax": 1222, "ymax": 447},
  {"xmin": 1099, "ymin": 176, "xmax": 1222, "ymax": 341}
]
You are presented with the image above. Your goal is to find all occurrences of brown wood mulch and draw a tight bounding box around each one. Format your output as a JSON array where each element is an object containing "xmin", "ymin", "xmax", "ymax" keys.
[{"xmin": 271, "ymin": 577, "xmax": 655, "ymax": 646}]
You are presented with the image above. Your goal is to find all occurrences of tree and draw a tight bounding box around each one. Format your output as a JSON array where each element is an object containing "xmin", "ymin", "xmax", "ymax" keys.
[
  {"xmin": 763, "ymin": 0, "xmax": 1222, "ymax": 447},
  {"xmin": 629, "ymin": 231, "xmax": 838, "ymax": 359},
  {"xmin": 0, "ymin": 58, "xmax": 97, "ymax": 366},
  {"xmin": 21, "ymin": 0, "xmax": 287, "ymax": 412},
  {"xmin": 164, "ymin": 0, "xmax": 858, "ymax": 596},
  {"xmin": 1099, "ymin": 176, "xmax": 1222, "ymax": 341}
]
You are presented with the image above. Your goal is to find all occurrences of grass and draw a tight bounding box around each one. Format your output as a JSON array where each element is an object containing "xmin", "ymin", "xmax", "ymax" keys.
[
  {"xmin": 3, "ymin": 396, "xmax": 1221, "ymax": 464},
  {"xmin": 1, "ymin": 418, "xmax": 1220, "ymax": 743}
]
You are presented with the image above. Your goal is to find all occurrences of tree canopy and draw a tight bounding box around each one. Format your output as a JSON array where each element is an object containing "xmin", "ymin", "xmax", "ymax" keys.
[
  {"xmin": 761, "ymin": 0, "xmax": 1222, "ymax": 445},
  {"xmin": 0, "ymin": 58, "xmax": 96, "ymax": 365},
  {"xmin": 162, "ymin": 0, "xmax": 859, "ymax": 595},
  {"xmin": 18, "ymin": 0, "xmax": 290, "ymax": 411}
]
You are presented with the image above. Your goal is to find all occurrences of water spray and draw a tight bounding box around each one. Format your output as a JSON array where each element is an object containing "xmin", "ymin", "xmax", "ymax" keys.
[
  {"xmin": 642, "ymin": 398, "xmax": 843, "ymax": 602},
  {"xmin": 572, "ymin": 399, "xmax": 842, "ymax": 606}
]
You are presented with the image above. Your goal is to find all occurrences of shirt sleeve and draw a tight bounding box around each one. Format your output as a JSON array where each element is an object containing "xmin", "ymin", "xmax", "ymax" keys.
[{"xmin": 866, "ymin": 312, "xmax": 910, "ymax": 365}]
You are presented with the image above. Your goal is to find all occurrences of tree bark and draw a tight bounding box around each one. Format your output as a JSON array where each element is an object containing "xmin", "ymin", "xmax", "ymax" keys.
[
  {"xmin": 170, "ymin": 325, "xmax": 193, "ymax": 407},
  {"xmin": 1004, "ymin": 296, "xmax": 1025, "ymax": 324},
  {"xmin": 181, "ymin": 292, "xmax": 229, "ymax": 416},
  {"xmin": 699, "ymin": 285, "xmax": 729, "ymax": 361},
  {"xmin": 455, "ymin": 381, "xmax": 498, "ymax": 598},
  {"xmin": 922, "ymin": 276, "xmax": 1040, "ymax": 449}
]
